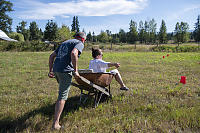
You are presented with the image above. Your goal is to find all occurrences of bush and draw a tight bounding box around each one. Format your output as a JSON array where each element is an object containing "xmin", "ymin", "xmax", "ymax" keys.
[
  {"xmin": 0, "ymin": 41, "xmax": 51, "ymax": 51},
  {"xmin": 0, "ymin": 41, "xmax": 21, "ymax": 51},
  {"xmin": 8, "ymin": 32, "xmax": 24, "ymax": 42},
  {"xmin": 151, "ymin": 45, "xmax": 200, "ymax": 52}
]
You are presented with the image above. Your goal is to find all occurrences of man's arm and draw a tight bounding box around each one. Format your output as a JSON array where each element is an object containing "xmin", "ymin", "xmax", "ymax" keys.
[
  {"xmin": 71, "ymin": 48, "xmax": 80, "ymax": 78},
  {"xmin": 48, "ymin": 51, "xmax": 57, "ymax": 78}
]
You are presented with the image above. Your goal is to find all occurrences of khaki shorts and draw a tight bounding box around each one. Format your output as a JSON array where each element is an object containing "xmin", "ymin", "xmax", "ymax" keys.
[{"xmin": 54, "ymin": 72, "xmax": 72, "ymax": 100}]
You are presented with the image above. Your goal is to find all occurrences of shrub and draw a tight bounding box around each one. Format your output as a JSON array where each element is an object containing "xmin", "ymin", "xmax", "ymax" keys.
[
  {"xmin": 8, "ymin": 32, "xmax": 24, "ymax": 42},
  {"xmin": 0, "ymin": 41, "xmax": 21, "ymax": 51},
  {"xmin": 0, "ymin": 41, "xmax": 51, "ymax": 51},
  {"xmin": 151, "ymin": 45, "xmax": 200, "ymax": 52}
]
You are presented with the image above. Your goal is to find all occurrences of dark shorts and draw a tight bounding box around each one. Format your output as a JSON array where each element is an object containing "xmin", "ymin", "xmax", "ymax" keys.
[{"xmin": 54, "ymin": 72, "xmax": 72, "ymax": 100}]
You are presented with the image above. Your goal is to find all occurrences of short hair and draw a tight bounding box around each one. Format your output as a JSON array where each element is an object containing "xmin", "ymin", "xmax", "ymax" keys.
[{"xmin": 92, "ymin": 48, "xmax": 101, "ymax": 58}]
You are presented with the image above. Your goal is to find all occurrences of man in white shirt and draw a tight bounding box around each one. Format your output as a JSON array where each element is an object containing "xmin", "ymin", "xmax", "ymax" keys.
[{"xmin": 89, "ymin": 48, "xmax": 129, "ymax": 91}]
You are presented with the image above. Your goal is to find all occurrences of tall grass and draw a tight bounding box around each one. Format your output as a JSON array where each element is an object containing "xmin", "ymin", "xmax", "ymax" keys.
[{"xmin": 0, "ymin": 51, "xmax": 200, "ymax": 132}]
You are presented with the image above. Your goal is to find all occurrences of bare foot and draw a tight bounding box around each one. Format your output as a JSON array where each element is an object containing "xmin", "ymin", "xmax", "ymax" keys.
[{"xmin": 52, "ymin": 124, "xmax": 61, "ymax": 130}]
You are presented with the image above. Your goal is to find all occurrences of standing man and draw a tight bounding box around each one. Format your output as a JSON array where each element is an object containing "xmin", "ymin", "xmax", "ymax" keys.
[{"xmin": 48, "ymin": 32, "xmax": 86, "ymax": 130}]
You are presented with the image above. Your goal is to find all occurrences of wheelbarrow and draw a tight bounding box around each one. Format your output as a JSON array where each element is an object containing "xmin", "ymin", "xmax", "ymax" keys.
[{"xmin": 71, "ymin": 69, "xmax": 115, "ymax": 107}]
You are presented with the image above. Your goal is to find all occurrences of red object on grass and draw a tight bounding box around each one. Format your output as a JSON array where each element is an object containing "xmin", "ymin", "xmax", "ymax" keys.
[
  {"xmin": 163, "ymin": 56, "xmax": 165, "ymax": 58},
  {"xmin": 180, "ymin": 76, "xmax": 186, "ymax": 84},
  {"xmin": 167, "ymin": 54, "xmax": 169, "ymax": 57}
]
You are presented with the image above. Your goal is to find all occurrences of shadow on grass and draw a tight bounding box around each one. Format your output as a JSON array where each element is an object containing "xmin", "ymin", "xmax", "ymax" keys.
[{"xmin": 0, "ymin": 95, "xmax": 95, "ymax": 133}]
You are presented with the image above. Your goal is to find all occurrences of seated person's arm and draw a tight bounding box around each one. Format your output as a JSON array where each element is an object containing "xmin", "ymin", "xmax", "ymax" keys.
[{"xmin": 108, "ymin": 62, "xmax": 120, "ymax": 68}]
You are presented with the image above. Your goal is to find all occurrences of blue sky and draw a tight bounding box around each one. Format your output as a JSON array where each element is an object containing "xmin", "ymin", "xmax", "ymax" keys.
[{"xmin": 9, "ymin": 0, "xmax": 200, "ymax": 35}]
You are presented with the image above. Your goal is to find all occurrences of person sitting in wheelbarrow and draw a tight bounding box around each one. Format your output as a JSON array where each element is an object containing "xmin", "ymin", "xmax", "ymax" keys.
[{"xmin": 89, "ymin": 48, "xmax": 129, "ymax": 91}]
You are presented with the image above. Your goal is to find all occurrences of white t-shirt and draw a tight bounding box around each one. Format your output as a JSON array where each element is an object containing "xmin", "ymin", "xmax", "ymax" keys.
[{"xmin": 89, "ymin": 59, "xmax": 110, "ymax": 73}]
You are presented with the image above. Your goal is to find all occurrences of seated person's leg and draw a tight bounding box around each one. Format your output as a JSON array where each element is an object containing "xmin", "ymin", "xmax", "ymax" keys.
[
  {"xmin": 110, "ymin": 69, "xmax": 129, "ymax": 91},
  {"xmin": 110, "ymin": 69, "xmax": 124, "ymax": 87}
]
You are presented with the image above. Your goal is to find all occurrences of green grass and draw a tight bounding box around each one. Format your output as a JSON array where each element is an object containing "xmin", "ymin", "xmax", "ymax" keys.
[{"xmin": 0, "ymin": 51, "xmax": 200, "ymax": 132}]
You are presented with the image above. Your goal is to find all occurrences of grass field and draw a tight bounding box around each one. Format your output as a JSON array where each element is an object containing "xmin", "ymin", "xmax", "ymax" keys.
[{"xmin": 0, "ymin": 51, "xmax": 200, "ymax": 132}]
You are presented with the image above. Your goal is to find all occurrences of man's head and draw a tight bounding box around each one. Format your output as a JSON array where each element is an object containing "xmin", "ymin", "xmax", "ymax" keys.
[
  {"xmin": 92, "ymin": 48, "xmax": 103, "ymax": 59},
  {"xmin": 75, "ymin": 32, "xmax": 86, "ymax": 43}
]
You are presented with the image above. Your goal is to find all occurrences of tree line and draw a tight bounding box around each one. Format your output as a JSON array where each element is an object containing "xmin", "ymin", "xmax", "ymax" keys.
[
  {"xmin": 86, "ymin": 17, "xmax": 200, "ymax": 45},
  {"xmin": 0, "ymin": 0, "xmax": 200, "ymax": 45}
]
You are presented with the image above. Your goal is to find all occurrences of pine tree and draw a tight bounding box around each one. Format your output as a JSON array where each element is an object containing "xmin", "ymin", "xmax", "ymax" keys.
[
  {"xmin": 119, "ymin": 29, "xmax": 127, "ymax": 43},
  {"xmin": 92, "ymin": 32, "xmax": 97, "ymax": 42},
  {"xmin": 149, "ymin": 19, "xmax": 157, "ymax": 44},
  {"xmin": 194, "ymin": 15, "xmax": 200, "ymax": 42},
  {"xmin": 71, "ymin": 16, "xmax": 76, "ymax": 32},
  {"xmin": 29, "ymin": 21, "xmax": 40, "ymax": 41},
  {"xmin": 39, "ymin": 28, "xmax": 43, "ymax": 40},
  {"xmin": 158, "ymin": 20, "xmax": 167, "ymax": 44},
  {"xmin": 82, "ymin": 28, "xmax": 86, "ymax": 34},
  {"xmin": 71, "ymin": 16, "xmax": 80, "ymax": 32},
  {"xmin": 75, "ymin": 16, "xmax": 80, "ymax": 32},
  {"xmin": 86, "ymin": 31, "xmax": 92, "ymax": 42},
  {"xmin": 0, "ymin": 0, "xmax": 13, "ymax": 33},
  {"xmin": 44, "ymin": 20, "xmax": 58, "ymax": 41},
  {"xmin": 128, "ymin": 20, "xmax": 138, "ymax": 44},
  {"xmin": 144, "ymin": 21, "xmax": 150, "ymax": 44},
  {"xmin": 138, "ymin": 21, "xmax": 145, "ymax": 43}
]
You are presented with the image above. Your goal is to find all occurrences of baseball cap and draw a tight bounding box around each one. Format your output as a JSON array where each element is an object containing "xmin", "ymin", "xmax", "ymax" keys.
[{"xmin": 75, "ymin": 32, "xmax": 86, "ymax": 40}]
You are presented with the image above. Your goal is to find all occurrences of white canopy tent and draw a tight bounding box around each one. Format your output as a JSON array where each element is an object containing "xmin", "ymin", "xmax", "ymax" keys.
[{"xmin": 0, "ymin": 30, "xmax": 18, "ymax": 42}]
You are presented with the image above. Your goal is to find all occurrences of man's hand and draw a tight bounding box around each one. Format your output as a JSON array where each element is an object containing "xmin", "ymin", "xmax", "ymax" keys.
[
  {"xmin": 48, "ymin": 71, "xmax": 55, "ymax": 78},
  {"xmin": 73, "ymin": 71, "xmax": 81, "ymax": 81}
]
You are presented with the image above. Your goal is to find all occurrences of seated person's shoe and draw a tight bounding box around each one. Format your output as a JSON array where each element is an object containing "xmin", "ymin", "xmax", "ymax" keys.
[{"xmin": 120, "ymin": 87, "xmax": 129, "ymax": 91}]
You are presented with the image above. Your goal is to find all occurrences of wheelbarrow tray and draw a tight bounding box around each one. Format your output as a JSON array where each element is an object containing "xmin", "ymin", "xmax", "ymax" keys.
[
  {"xmin": 71, "ymin": 72, "xmax": 114, "ymax": 107},
  {"xmin": 75, "ymin": 72, "xmax": 114, "ymax": 92}
]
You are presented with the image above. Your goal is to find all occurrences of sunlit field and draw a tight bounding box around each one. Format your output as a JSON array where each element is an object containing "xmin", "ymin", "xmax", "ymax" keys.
[{"xmin": 0, "ymin": 51, "xmax": 200, "ymax": 132}]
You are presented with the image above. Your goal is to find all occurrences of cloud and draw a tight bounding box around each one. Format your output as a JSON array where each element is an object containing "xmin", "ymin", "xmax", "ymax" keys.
[
  {"xmin": 15, "ymin": 0, "xmax": 148, "ymax": 20},
  {"xmin": 183, "ymin": 5, "xmax": 200, "ymax": 12},
  {"xmin": 166, "ymin": 4, "xmax": 200, "ymax": 22}
]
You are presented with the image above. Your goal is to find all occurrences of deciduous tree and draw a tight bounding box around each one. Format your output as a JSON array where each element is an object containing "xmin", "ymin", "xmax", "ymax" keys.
[
  {"xmin": 16, "ymin": 21, "xmax": 30, "ymax": 41},
  {"xmin": 57, "ymin": 25, "xmax": 71, "ymax": 42},
  {"xmin": 9, "ymin": 32, "xmax": 24, "ymax": 42},
  {"xmin": 174, "ymin": 22, "xmax": 189, "ymax": 46},
  {"xmin": 0, "ymin": 0, "xmax": 13, "ymax": 33},
  {"xmin": 97, "ymin": 31, "xmax": 109, "ymax": 43}
]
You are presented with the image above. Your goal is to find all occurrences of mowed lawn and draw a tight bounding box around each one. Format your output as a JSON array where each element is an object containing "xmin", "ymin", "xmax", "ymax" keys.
[{"xmin": 0, "ymin": 51, "xmax": 200, "ymax": 132}]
